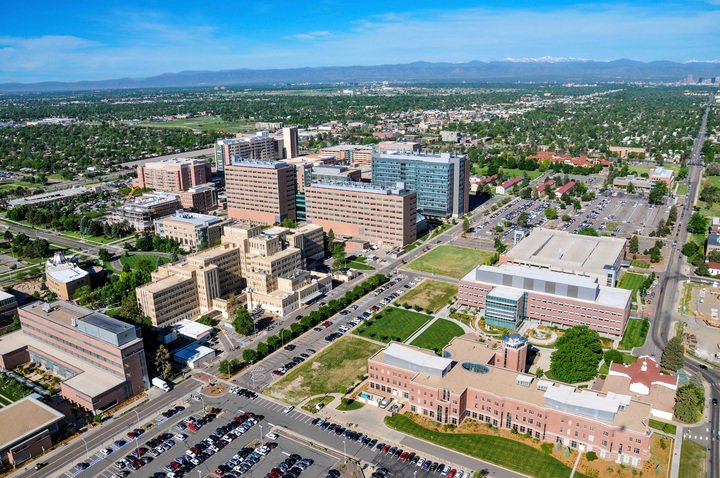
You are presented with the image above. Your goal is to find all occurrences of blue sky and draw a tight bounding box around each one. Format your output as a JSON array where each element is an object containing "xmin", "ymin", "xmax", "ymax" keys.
[{"xmin": 1, "ymin": 0, "xmax": 719, "ymax": 83}]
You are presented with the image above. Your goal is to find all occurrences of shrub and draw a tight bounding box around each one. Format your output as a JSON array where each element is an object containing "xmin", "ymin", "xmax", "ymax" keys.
[{"xmin": 585, "ymin": 451, "xmax": 598, "ymax": 462}]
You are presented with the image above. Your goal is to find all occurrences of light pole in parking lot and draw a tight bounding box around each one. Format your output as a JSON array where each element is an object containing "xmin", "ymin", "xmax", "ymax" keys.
[
  {"xmin": 259, "ymin": 424, "xmax": 263, "ymax": 444},
  {"xmin": 342, "ymin": 439, "xmax": 346, "ymax": 463},
  {"xmin": 80, "ymin": 436, "xmax": 89, "ymax": 458},
  {"xmin": 133, "ymin": 409, "xmax": 140, "ymax": 426}
]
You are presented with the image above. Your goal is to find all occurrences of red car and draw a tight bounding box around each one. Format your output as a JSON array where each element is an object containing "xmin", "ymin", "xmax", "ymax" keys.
[
  {"xmin": 399, "ymin": 452, "xmax": 408, "ymax": 461},
  {"xmin": 381, "ymin": 445, "xmax": 390, "ymax": 454},
  {"xmin": 448, "ymin": 469, "xmax": 457, "ymax": 478},
  {"xmin": 187, "ymin": 422, "xmax": 200, "ymax": 431},
  {"xmin": 322, "ymin": 321, "xmax": 333, "ymax": 328}
]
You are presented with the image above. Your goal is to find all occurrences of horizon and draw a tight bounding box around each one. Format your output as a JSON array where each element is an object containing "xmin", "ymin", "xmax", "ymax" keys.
[{"xmin": 1, "ymin": 0, "xmax": 719, "ymax": 84}]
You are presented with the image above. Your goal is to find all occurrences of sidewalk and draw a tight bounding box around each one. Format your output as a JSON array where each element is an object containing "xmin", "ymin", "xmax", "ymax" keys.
[{"xmin": 670, "ymin": 425, "xmax": 683, "ymax": 478}]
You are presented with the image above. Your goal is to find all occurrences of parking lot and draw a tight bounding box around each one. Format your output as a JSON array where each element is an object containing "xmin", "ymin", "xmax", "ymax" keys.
[{"xmin": 234, "ymin": 274, "xmax": 414, "ymax": 392}]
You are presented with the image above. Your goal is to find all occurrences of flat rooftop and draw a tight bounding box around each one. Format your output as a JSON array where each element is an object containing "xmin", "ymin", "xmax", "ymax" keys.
[
  {"xmin": 0, "ymin": 331, "xmax": 125, "ymax": 398},
  {"xmin": 144, "ymin": 157, "xmax": 208, "ymax": 168},
  {"xmin": 120, "ymin": 193, "xmax": 180, "ymax": 209},
  {"xmin": 45, "ymin": 262, "xmax": 89, "ymax": 284},
  {"xmin": 309, "ymin": 181, "xmax": 413, "ymax": 196},
  {"xmin": 22, "ymin": 301, "xmax": 138, "ymax": 340},
  {"xmin": 0, "ymin": 396, "xmax": 65, "ymax": 450},
  {"xmin": 375, "ymin": 152, "xmax": 464, "ymax": 164},
  {"xmin": 8, "ymin": 187, "xmax": 91, "ymax": 206},
  {"xmin": 506, "ymin": 229, "xmax": 626, "ymax": 277},
  {"xmin": 159, "ymin": 211, "xmax": 222, "ymax": 227}
]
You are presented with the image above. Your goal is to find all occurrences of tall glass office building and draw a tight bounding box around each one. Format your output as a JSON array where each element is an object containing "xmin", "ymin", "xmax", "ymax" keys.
[{"xmin": 371, "ymin": 152, "xmax": 469, "ymax": 218}]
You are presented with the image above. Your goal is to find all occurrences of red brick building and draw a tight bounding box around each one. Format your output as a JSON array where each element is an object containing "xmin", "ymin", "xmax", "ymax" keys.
[
  {"xmin": 135, "ymin": 157, "xmax": 212, "ymax": 191},
  {"xmin": 368, "ymin": 337, "xmax": 652, "ymax": 467},
  {"xmin": 225, "ymin": 160, "xmax": 297, "ymax": 224}
]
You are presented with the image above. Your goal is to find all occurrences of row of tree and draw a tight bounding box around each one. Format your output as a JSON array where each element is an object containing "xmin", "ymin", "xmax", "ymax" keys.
[{"xmin": 238, "ymin": 274, "xmax": 389, "ymax": 367}]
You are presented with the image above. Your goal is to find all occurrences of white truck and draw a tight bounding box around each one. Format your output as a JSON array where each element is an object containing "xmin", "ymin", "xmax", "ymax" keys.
[{"xmin": 152, "ymin": 377, "xmax": 171, "ymax": 392}]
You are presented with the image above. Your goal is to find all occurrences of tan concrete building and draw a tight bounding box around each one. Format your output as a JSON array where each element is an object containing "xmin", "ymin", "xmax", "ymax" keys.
[
  {"xmin": 136, "ymin": 222, "xmax": 329, "ymax": 325},
  {"xmin": 0, "ymin": 397, "xmax": 64, "ymax": 467},
  {"xmin": 319, "ymin": 145, "xmax": 374, "ymax": 167},
  {"xmin": 215, "ymin": 132, "xmax": 281, "ymax": 173},
  {"xmin": 44, "ymin": 252, "xmax": 90, "ymax": 300},
  {"xmin": 154, "ymin": 211, "xmax": 226, "ymax": 251}
]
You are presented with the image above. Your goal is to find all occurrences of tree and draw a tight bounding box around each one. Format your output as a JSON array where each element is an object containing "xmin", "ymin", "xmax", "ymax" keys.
[
  {"xmin": 668, "ymin": 205, "xmax": 678, "ymax": 225},
  {"xmin": 462, "ymin": 216, "xmax": 471, "ymax": 232},
  {"xmin": 493, "ymin": 237, "xmax": 506, "ymax": 254},
  {"xmin": 242, "ymin": 348, "xmax": 258, "ymax": 363},
  {"xmin": 626, "ymin": 182, "xmax": 635, "ymax": 193},
  {"xmin": 629, "ymin": 235, "xmax": 639, "ymax": 254},
  {"xmin": 233, "ymin": 306, "xmax": 254, "ymax": 336},
  {"xmin": 578, "ymin": 227, "xmax": 599, "ymax": 237},
  {"xmin": 561, "ymin": 214, "xmax": 571, "ymax": 222},
  {"xmin": 517, "ymin": 212, "xmax": 529, "ymax": 228},
  {"xmin": 649, "ymin": 181, "xmax": 668, "ymax": 205},
  {"xmin": 660, "ymin": 336, "xmax": 685, "ymax": 372},
  {"xmin": 324, "ymin": 229, "xmax": 335, "ymax": 256},
  {"xmin": 708, "ymin": 250, "xmax": 720, "ymax": 263},
  {"xmin": 98, "ymin": 248, "xmax": 112, "ymax": 262},
  {"xmin": 331, "ymin": 243, "xmax": 346, "ymax": 271},
  {"xmin": 549, "ymin": 326, "xmax": 603, "ymax": 383},
  {"xmin": 118, "ymin": 293, "xmax": 142, "ymax": 322},
  {"xmin": 155, "ymin": 344, "xmax": 172, "ymax": 379},
  {"xmin": 681, "ymin": 241, "xmax": 700, "ymax": 257},
  {"xmin": 687, "ymin": 212, "xmax": 708, "ymax": 234},
  {"xmin": 544, "ymin": 207, "xmax": 558, "ymax": 220},
  {"xmin": 674, "ymin": 383, "xmax": 704, "ymax": 423}
]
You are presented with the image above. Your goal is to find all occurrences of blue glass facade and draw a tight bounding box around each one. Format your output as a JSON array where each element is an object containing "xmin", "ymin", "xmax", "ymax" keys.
[
  {"xmin": 485, "ymin": 292, "xmax": 526, "ymax": 329},
  {"xmin": 372, "ymin": 154, "xmax": 466, "ymax": 218}
]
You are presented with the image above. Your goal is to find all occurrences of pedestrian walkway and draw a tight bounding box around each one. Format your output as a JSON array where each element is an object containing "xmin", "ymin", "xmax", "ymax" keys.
[{"xmin": 670, "ymin": 426, "xmax": 683, "ymax": 478}]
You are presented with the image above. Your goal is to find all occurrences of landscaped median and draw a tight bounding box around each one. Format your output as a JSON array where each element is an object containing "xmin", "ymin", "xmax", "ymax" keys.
[{"xmin": 238, "ymin": 274, "xmax": 389, "ymax": 367}]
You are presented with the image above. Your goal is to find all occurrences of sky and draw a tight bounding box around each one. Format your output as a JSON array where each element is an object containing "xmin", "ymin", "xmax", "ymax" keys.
[{"xmin": 0, "ymin": 0, "xmax": 719, "ymax": 83}]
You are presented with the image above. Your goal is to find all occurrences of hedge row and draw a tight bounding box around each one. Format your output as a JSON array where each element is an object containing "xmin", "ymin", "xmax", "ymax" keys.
[{"xmin": 241, "ymin": 274, "xmax": 389, "ymax": 364}]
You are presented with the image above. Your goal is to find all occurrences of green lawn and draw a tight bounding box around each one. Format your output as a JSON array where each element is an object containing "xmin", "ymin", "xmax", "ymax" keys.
[
  {"xmin": 119, "ymin": 254, "xmax": 170, "ymax": 271},
  {"xmin": 337, "ymin": 398, "xmax": 364, "ymax": 411},
  {"xmin": 346, "ymin": 256, "xmax": 374, "ymax": 271},
  {"xmin": 676, "ymin": 183, "xmax": 688, "ymax": 196},
  {"xmin": 649, "ymin": 419, "xmax": 677, "ymax": 435},
  {"xmin": 410, "ymin": 319, "xmax": 465, "ymax": 352},
  {"xmin": 620, "ymin": 318, "xmax": 650, "ymax": 350},
  {"xmin": 618, "ymin": 271, "xmax": 647, "ymax": 293},
  {"xmin": 475, "ymin": 166, "xmax": 543, "ymax": 180},
  {"xmin": 679, "ymin": 439, "xmax": 707, "ymax": 478},
  {"xmin": 140, "ymin": 116, "xmax": 255, "ymax": 133},
  {"xmin": 631, "ymin": 261, "xmax": 651, "ymax": 269},
  {"xmin": 354, "ymin": 307, "xmax": 431, "ymax": 343},
  {"xmin": 407, "ymin": 245, "xmax": 494, "ymax": 278},
  {"xmin": 400, "ymin": 280, "xmax": 457, "ymax": 313},
  {"xmin": 60, "ymin": 230, "xmax": 123, "ymax": 244},
  {"xmin": 385, "ymin": 414, "xmax": 589, "ymax": 478},
  {"xmin": 705, "ymin": 175, "xmax": 720, "ymax": 188},
  {"xmin": 265, "ymin": 337, "xmax": 382, "ymax": 405},
  {"xmin": 0, "ymin": 180, "xmax": 37, "ymax": 193}
]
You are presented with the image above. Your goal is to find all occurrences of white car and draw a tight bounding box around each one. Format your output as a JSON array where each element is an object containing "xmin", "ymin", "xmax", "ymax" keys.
[
  {"xmin": 100, "ymin": 448, "xmax": 114, "ymax": 456},
  {"xmin": 265, "ymin": 432, "xmax": 279, "ymax": 440},
  {"xmin": 174, "ymin": 433, "xmax": 187, "ymax": 441},
  {"xmin": 283, "ymin": 405, "xmax": 294, "ymax": 414}
]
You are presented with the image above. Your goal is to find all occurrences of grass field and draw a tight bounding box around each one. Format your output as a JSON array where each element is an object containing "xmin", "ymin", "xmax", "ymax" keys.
[
  {"xmin": 265, "ymin": 337, "xmax": 382, "ymax": 405},
  {"xmin": 676, "ymin": 183, "xmax": 688, "ymax": 196},
  {"xmin": 705, "ymin": 175, "xmax": 720, "ymax": 188},
  {"xmin": 60, "ymin": 230, "xmax": 122, "ymax": 244},
  {"xmin": 619, "ymin": 271, "xmax": 647, "ymax": 294},
  {"xmin": 407, "ymin": 245, "xmax": 494, "ymax": 278},
  {"xmin": 620, "ymin": 318, "xmax": 650, "ymax": 350},
  {"xmin": 346, "ymin": 256, "xmax": 374, "ymax": 271},
  {"xmin": 140, "ymin": 117, "xmax": 255, "ymax": 133},
  {"xmin": 0, "ymin": 180, "xmax": 36, "ymax": 193},
  {"xmin": 386, "ymin": 414, "xmax": 588, "ymax": 478},
  {"xmin": 119, "ymin": 254, "xmax": 170, "ymax": 271},
  {"xmin": 599, "ymin": 351, "xmax": 637, "ymax": 375},
  {"xmin": 337, "ymin": 398, "xmax": 364, "ymax": 411},
  {"xmin": 400, "ymin": 280, "xmax": 457, "ymax": 313},
  {"xmin": 354, "ymin": 307, "xmax": 431, "ymax": 343},
  {"xmin": 631, "ymin": 260, "xmax": 651, "ymax": 268},
  {"xmin": 680, "ymin": 439, "xmax": 707, "ymax": 478},
  {"xmin": 410, "ymin": 319, "xmax": 465, "ymax": 352},
  {"xmin": 649, "ymin": 419, "xmax": 677, "ymax": 435}
]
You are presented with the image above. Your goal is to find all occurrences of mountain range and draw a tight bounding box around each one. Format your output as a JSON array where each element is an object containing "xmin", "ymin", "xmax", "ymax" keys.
[{"xmin": 1, "ymin": 59, "xmax": 719, "ymax": 92}]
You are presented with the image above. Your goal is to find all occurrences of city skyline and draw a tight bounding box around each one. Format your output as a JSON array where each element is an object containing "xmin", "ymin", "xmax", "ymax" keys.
[{"xmin": 1, "ymin": 0, "xmax": 719, "ymax": 83}]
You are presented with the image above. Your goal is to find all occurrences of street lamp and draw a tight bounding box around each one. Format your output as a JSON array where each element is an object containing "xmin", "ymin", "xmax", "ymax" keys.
[
  {"xmin": 80, "ymin": 436, "xmax": 89, "ymax": 458},
  {"xmin": 133, "ymin": 409, "xmax": 140, "ymax": 426},
  {"xmin": 259, "ymin": 424, "xmax": 263, "ymax": 444},
  {"xmin": 342, "ymin": 439, "xmax": 346, "ymax": 463}
]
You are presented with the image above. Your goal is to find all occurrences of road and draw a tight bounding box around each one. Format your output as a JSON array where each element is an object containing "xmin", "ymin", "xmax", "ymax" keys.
[
  {"xmin": 642, "ymin": 93, "xmax": 717, "ymax": 477},
  {"xmin": 12, "ymin": 378, "xmax": 200, "ymax": 478}
]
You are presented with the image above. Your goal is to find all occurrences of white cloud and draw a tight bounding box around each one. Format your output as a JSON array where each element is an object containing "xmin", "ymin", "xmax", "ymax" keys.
[{"xmin": 284, "ymin": 30, "xmax": 334, "ymax": 41}]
